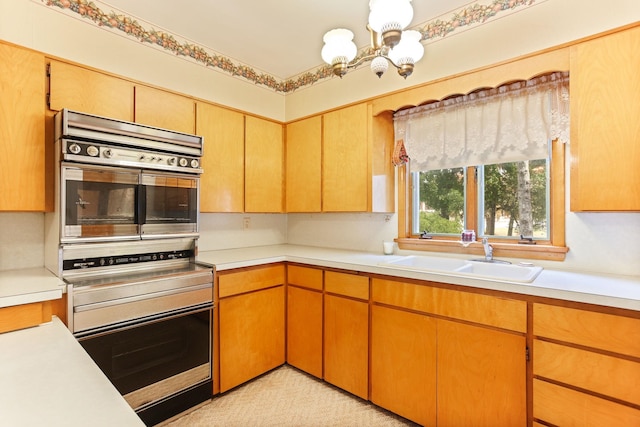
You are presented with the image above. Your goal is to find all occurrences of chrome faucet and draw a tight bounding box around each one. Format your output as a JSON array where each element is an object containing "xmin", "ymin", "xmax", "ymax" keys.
[{"xmin": 482, "ymin": 237, "xmax": 493, "ymax": 261}]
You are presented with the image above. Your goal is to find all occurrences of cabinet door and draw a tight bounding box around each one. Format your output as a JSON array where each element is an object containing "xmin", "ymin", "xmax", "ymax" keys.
[
  {"xmin": 245, "ymin": 116, "xmax": 283, "ymax": 212},
  {"xmin": 570, "ymin": 26, "xmax": 640, "ymax": 211},
  {"xmin": 287, "ymin": 286, "xmax": 323, "ymax": 378},
  {"xmin": 218, "ymin": 285, "xmax": 285, "ymax": 392},
  {"xmin": 324, "ymin": 294, "xmax": 368, "ymax": 399},
  {"xmin": 371, "ymin": 305, "xmax": 436, "ymax": 426},
  {"xmin": 437, "ymin": 319, "xmax": 527, "ymax": 427},
  {"xmin": 0, "ymin": 44, "xmax": 45, "ymax": 211},
  {"xmin": 196, "ymin": 102, "xmax": 244, "ymax": 212},
  {"xmin": 323, "ymin": 103, "xmax": 368, "ymax": 212},
  {"xmin": 286, "ymin": 116, "xmax": 322, "ymax": 212},
  {"xmin": 134, "ymin": 85, "xmax": 195, "ymax": 134},
  {"xmin": 48, "ymin": 60, "xmax": 134, "ymax": 121}
]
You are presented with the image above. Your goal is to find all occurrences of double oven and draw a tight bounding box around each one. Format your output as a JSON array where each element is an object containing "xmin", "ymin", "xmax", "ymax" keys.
[{"xmin": 46, "ymin": 109, "xmax": 213, "ymax": 426}]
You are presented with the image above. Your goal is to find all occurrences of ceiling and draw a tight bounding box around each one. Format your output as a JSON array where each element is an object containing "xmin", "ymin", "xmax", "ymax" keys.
[{"xmin": 102, "ymin": 0, "xmax": 474, "ymax": 80}]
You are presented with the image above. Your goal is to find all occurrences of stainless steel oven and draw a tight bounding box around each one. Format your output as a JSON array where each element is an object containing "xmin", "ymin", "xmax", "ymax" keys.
[
  {"xmin": 46, "ymin": 109, "xmax": 213, "ymax": 426},
  {"xmin": 64, "ymin": 238, "xmax": 214, "ymax": 427}
]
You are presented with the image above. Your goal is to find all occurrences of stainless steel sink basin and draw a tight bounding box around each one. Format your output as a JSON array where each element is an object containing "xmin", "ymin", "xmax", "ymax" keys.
[{"xmin": 379, "ymin": 255, "xmax": 543, "ymax": 283}]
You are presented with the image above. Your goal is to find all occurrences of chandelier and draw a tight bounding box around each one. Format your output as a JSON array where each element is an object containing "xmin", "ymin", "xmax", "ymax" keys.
[{"xmin": 321, "ymin": 0, "xmax": 424, "ymax": 79}]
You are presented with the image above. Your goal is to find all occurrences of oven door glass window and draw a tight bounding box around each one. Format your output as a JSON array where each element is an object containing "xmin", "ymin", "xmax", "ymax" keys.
[
  {"xmin": 141, "ymin": 173, "xmax": 198, "ymax": 237},
  {"xmin": 62, "ymin": 165, "xmax": 140, "ymax": 241},
  {"xmin": 78, "ymin": 308, "xmax": 211, "ymax": 411}
]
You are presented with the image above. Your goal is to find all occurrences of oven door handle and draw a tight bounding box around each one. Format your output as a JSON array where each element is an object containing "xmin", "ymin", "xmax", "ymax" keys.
[{"xmin": 74, "ymin": 283, "xmax": 212, "ymax": 312}]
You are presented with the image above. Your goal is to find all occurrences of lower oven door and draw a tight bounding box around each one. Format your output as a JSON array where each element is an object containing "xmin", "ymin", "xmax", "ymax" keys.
[{"xmin": 78, "ymin": 305, "xmax": 212, "ymax": 413}]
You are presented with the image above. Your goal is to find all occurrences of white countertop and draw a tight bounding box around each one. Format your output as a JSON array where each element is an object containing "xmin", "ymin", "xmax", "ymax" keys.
[
  {"xmin": 0, "ymin": 267, "xmax": 64, "ymax": 308},
  {"xmin": 0, "ymin": 317, "xmax": 144, "ymax": 427},
  {"xmin": 198, "ymin": 244, "xmax": 640, "ymax": 311}
]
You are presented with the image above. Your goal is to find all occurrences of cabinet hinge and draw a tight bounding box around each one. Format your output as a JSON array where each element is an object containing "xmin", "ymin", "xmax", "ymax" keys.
[
  {"xmin": 525, "ymin": 346, "xmax": 530, "ymax": 362},
  {"xmin": 46, "ymin": 63, "xmax": 51, "ymax": 77}
]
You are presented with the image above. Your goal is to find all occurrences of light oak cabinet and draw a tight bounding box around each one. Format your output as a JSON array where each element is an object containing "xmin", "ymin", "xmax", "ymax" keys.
[
  {"xmin": 371, "ymin": 304, "xmax": 437, "ymax": 426},
  {"xmin": 217, "ymin": 265, "xmax": 285, "ymax": 393},
  {"xmin": 285, "ymin": 116, "xmax": 322, "ymax": 212},
  {"xmin": 322, "ymin": 103, "xmax": 395, "ymax": 212},
  {"xmin": 47, "ymin": 60, "xmax": 134, "ymax": 121},
  {"xmin": 286, "ymin": 265, "xmax": 323, "ymax": 378},
  {"xmin": 323, "ymin": 271, "xmax": 369, "ymax": 399},
  {"xmin": 134, "ymin": 85, "xmax": 195, "ymax": 134},
  {"xmin": 245, "ymin": 116, "xmax": 284, "ymax": 213},
  {"xmin": 196, "ymin": 102, "xmax": 245, "ymax": 212},
  {"xmin": 371, "ymin": 278, "xmax": 527, "ymax": 426},
  {"xmin": 0, "ymin": 44, "xmax": 46, "ymax": 211},
  {"xmin": 0, "ymin": 300, "xmax": 53, "ymax": 334},
  {"xmin": 533, "ymin": 304, "xmax": 640, "ymax": 426},
  {"xmin": 569, "ymin": 25, "xmax": 640, "ymax": 211}
]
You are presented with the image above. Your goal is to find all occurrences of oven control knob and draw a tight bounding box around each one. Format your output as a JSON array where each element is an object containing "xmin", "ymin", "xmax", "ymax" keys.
[
  {"xmin": 99, "ymin": 258, "xmax": 106, "ymax": 266},
  {"xmin": 86, "ymin": 145, "xmax": 99, "ymax": 157},
  {"xmin": 179, "ymin": 158, "xmax": 188, "ymax": 167},
  {"xmin": 68, "ymin": 143, "xmax": 81, "ymax": 155},
  {"xmin": 103, "ymin": 149, "xmax": 113, "ymax": 159},
  {"xmin": 167, "ymin": 157, "xmax": 176, "ymax": 166},
  {"xmin": 190, "ymin": 159, "xmax": 199, "ymax": 168}
]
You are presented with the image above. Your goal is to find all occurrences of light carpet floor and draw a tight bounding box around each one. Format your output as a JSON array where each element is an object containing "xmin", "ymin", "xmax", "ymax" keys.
[{"xmin": 167, "ymin": 364, "xmax": 419, "ymax": 427}]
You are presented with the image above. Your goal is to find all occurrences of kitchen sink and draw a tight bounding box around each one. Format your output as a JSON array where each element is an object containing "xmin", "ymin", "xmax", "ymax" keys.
[
  {"xmin": 379, "ymin": 255, "xmax": 543, "ymax": 283},
  {"xmin": 379, "ymin": 255, "xmax": 470, "ymax": 273},
  {"xmin": 454, "ymin": 260, "xmax": 543, "ymax": 282}
]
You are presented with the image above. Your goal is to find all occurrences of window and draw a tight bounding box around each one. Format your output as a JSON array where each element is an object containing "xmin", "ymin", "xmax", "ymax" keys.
[
  {"xmin": 412, "ymin": 159, "xmax": 550, "ymax": 240},
  {"xmin": 394, "ymin": 72, "xmax": 569, "ymax": 260}
]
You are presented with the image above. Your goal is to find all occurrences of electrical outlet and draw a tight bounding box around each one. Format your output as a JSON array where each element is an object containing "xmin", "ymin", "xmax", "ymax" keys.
[{"xmin": 243, "ymin": 217, "xmax": 250, "ymax": 230}]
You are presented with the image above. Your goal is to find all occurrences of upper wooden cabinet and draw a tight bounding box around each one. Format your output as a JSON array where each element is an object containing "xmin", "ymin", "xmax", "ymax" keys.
[
  {"xmin": 570, "ymin": 26, "xmax": 640, "ymax": 211},
  {"xmin": 134, "ymin": 85, "xmax": 195, "ymax": 134},
  {"xmin": 0, "ymin": 44, "xmax": 46, "ymax": 211},
  {"xmin": 48, "ymin": 60, "xmax": 134, "ymax": 121},
  {"xmin": 245, "ymin": 116, "xmax": 284, "ymax": 213},
  {"xmin": 285, "ymin": 116, "xmax": 322, "ymax": 212},
  {"xmin": 196, "ymin": 102, "xmax": 245, "ymax": 212},
  {"xmin": 321, "ymin": 103, "xmax": 395, "ymax": 213},
  {"xmin": 323, "ymin": 103, "xmax": 369, "ymax": 212}
]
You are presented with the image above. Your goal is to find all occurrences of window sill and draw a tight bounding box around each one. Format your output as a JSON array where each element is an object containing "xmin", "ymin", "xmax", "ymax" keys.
[{"xmin": 396, "ymin": 238, "xmax": 568, "ymax": 262}]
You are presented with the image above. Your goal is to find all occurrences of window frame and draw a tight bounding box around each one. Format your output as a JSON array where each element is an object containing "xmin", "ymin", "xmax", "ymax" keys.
[{"xmin": 396, "ymin": 139, "xmax": 568, "ymax": 261}]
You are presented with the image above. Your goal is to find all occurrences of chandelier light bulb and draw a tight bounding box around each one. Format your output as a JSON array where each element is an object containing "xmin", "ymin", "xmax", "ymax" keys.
[
  {"xmin": 368, "ymin": 0, "xmax": 413, "ymax": 34},
  {"xmin": 389, "ymin": 30, "xmax": 424, "ymax": 65},
  {"xmin": 321, "ymin": 28, "xmax": 358, "ymax": 65}
]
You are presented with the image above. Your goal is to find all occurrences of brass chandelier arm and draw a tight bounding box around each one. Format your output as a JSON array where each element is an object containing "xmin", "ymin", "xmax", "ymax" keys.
[{"xmin": 332, "ymin": 52, "xmax": 414, "ymax": 79}]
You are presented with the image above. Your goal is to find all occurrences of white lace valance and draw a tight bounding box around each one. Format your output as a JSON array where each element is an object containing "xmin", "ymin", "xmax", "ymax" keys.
[{"xmin": 393, "ymin": 71, "xmax": 570, "ymax": 170}]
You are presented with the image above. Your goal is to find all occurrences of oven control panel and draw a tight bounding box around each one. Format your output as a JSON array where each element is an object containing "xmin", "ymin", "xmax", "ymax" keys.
[
  {"xmin": 61, "ymin": 140, "xmax": 202, "ymax": 174},
  {"xmin": 63, "ymin": 249, "xmax": 194, "ymax": 271}
]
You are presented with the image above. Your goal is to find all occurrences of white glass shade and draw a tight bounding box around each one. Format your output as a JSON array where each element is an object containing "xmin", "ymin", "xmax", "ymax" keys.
[
  {"xmin": 368, "ymin": 0, "xmax": 413, "ymax": 33},
  {"xmin": 388, "ymin": 30, "xmax": 424, "ymax": 65},
  {"xmin": 321, "ymin": 29, "xmax": 357, "ymax": 65},
  {"xmin": 370, "ymin": 56, "xmax": 389, "ymax": 77}
]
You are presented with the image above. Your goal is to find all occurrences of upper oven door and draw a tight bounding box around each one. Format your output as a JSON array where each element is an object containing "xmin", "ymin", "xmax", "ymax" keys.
[
  {"xmin": 140, "ymin": 172, "xmax": 199, "ymax": 239},
  {"xmin": 61, "ymin": 164, "xmax": 140, "ymax": 242}
]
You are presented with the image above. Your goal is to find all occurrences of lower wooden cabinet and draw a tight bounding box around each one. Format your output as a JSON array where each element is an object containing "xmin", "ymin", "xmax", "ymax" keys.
[
  {"xmin": 286, "ymin": 266, "xmax": 323, "ymax": 378},
  {"xmin": 217, "ymin": 265, "xmax": 285, "ymax": 393},
  {"xmin": 323, "ymin": 271, "xmax": 369, "ymax": 399},
  {"xmin": 533, "ymin": 303, "xmax": 640, "ymax": 426},
  {"xmin": 371, "ymin": 305, "xmax": 437, "ymax": 426},
  {"xmin": 437, "ymin": 319, "xmax": 526, "ymax": 427}
]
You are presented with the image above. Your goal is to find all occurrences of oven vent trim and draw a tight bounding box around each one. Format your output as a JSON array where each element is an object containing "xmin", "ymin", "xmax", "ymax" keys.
[{"xmin": 55, "ymin": 109, "xmax": 204, "ymax": 157}]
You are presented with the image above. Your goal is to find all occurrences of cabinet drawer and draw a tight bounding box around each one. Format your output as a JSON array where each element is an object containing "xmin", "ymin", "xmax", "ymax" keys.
[
  {"xmin": 218, "ymin": 264, "xmax": 285, "ymax": 298},
  {"xmin": 287, "ymin": 265, "xmax": 323, "ymax": 291},
  {"xmin": 325, "ymin": 271, "xmax": 369, "ymax": 300},
  {"xmin": 534, "ymin": 339, "xmax": 640, "ymax": 405},
  {"xmin": 533, "ymin": 304, "xmax": 640, "ymax": 358},
  {"xmin": 372, "ymin": 278, "xmax": 526, "ymax": 332},
  {"xmin": 534, "ymin": 379, "xmax": 640, "ymax": 426}
]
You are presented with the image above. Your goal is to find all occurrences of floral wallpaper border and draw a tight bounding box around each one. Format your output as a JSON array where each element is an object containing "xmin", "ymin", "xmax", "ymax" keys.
[{"xmin": 38, "ymin": 0, "xmax": 537, "ymax": 93}]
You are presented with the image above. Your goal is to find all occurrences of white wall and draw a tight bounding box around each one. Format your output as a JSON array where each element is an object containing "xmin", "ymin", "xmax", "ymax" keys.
[{"xmin": 0, "ymin": 0, "xmax": 638, "ymax": 278}]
